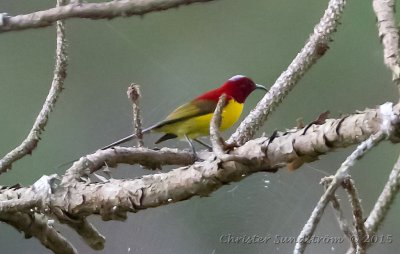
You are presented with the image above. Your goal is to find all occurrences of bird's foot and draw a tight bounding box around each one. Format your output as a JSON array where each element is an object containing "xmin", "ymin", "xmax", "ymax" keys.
[{"xmin": 184, "ymin": 135, "xmax": 204, "ymax": 161}]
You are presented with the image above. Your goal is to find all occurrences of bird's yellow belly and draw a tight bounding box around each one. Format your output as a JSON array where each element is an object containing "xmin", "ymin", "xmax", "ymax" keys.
[{"xmin": 158, "ymin": 99, "xmax": 243, "ymax": 139}]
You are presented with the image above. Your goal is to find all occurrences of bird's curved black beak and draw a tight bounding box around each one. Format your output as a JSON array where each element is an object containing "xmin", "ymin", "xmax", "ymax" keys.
[{"xmin": 255, "ymin": 84, "xmax": 268, "ymax": 92}]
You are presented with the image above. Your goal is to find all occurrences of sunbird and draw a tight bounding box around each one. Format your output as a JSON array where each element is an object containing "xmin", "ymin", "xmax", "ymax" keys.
[{"xmin": 101, "ymin": 75, "xmax": 267, "ymax": 150}]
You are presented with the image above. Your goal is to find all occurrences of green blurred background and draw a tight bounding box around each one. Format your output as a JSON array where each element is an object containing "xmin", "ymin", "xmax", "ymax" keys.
[{"xmin": 1, "ymin": 0, "xmax": 400, "ymax": 253}]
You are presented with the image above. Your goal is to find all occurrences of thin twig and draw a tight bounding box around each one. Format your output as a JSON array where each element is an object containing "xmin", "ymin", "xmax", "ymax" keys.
[
  {"xmin": 210, "ymin": 94, "xmax": 227, "ymax": 157},
  {"xmin": 0, "ymin": 0, "xmax": 68, "ymax": 173},
  {"xmin": 61, "ymin": 147, "xmax": 196, "ymax": 183},
  {"xmin": 293, "ymin": 131, "xmax": 385, "ymax": 254},
  {"xmin": 0, "ymin": 0, "xmax": 215, "ymax": 33},
  {"xmin": 209, "ymin": 94, "xmax": 252, "ymax": 164},
  {"xmin": 322, "ymin": 177, "xmax": 357, "ymax": 249},
  {"xmin": 372, "ymin": 0, "xmax": 400, "ymax": 88},
  {"xmin": 346, "ymin": 152, "xmax": 400, "ymax": 254},
  {"xmin": 127, "ymin": 84, "xmax": 144, "ymax": 147},
  {"xmin": 228, "ymin": 0, "xmax": 347, "ymax": 146},
  {"xmin": 364, "ymin": 153, "xmax": 400, "ymax": 235},
  {"xmin": 342, "ymin": 177, "xmax": 368, "ymax": 254}
]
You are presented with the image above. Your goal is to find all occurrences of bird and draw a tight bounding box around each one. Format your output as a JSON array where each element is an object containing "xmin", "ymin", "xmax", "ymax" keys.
[{"xmin": 101, "ymin": 75, "xmax": 267, "ymax": 151}]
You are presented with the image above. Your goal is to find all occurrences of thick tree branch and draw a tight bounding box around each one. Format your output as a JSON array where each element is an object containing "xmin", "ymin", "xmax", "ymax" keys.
[
  {"xmin": 0, "ymin": 4, "xmax": 68, "ymax": 173},
  {"xmin": 228, "ymin": 0, "xmax": 347, "ymax": 145},
  {"xmin": 0, "ymin": 101, "xmax": 398, "ymax": 253},
  {"xmin": 0, "ymin": 0, "xmax": 215, "ymax": 33},
  {"xmin": 0, "ymin": 102, "xmax": 398, "ymax": 221},
  {"xmin": 57, "ymin": 101, "xmax": 400, "ymax": 187},
  {"xmin": 0, "ymin": 174, "xmax": 105, "ymax": 251}
]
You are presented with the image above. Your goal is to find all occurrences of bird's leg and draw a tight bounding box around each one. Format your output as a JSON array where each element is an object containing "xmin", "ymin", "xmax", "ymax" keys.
[
  {"xmin": 184, "ymin": 134, "xmax": 199, "ymax": 160},
  {"xmin": 193, "ymin": 138, "xmax": 212, "ymax": 151}
]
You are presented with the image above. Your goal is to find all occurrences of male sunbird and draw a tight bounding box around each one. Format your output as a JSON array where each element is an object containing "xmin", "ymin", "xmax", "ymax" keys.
[{"xmin": 101, "ymin": 75, "xmax": 267, "ymax": 150}]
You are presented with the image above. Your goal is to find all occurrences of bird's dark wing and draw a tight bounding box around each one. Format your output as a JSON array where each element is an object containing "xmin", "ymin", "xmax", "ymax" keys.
[{"xmin": 148, "ymin": 99, "xmax": 219, "ymax": 131}]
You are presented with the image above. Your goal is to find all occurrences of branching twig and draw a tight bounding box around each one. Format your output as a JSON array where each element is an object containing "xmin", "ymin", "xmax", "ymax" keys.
[
  {"xmin": 293, "ymin": 131, "xmax": 385, "ymax": 254},
  {"xmin": 54, "ymin": 212, "xmax": 105, "ymax": 251},
  {"xmin": 0, "ymin": 0, "xmax": 215, "ymax": 33},
  {"xmin": 228, "ymin": 0, "xmax": 347, "ymax": 146},
  {"xmin": 1, "ymin": 212, "xmax": 77, "ymax": 254},
  {"xmin": 0, "ymin": 0, "xmax": 68, "ymax": 173},
  {"xmin": 322, "ymin": 177, "xmax": 357, "ymax": 249},
  {"xmin": 127, "ymin": 84, "xmax": 144, "ymax": 147},
  {"xmin": 346, "ymin": 152, "xmax": 400, "ymax": 254},
  {"xmin": 372, "ymin": 0, "xmax": 400, "ymax": 87}
]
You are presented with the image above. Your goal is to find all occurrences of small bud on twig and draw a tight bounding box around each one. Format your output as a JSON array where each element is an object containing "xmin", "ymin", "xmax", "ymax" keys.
[{"xmin": 127, "ymin": 84, "xmax": 144, "ymax": 147}]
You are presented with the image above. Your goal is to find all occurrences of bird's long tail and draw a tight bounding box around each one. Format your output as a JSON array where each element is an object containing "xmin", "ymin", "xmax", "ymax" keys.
[
  {"xmin": 100, "ymin": 126, "xmax": 153, "ymax": 150},
  {"xmin": 56, "ymin": 126, "xmax": 157, "ymax": 170}
]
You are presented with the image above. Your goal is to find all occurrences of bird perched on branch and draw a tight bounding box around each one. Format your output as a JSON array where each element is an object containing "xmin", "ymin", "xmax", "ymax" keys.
[{"xmin": 101, "ymin": 75, "xmax": 267, "ymax": 151}]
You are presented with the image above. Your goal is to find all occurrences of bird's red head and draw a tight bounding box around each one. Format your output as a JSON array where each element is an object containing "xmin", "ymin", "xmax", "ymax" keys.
[
  {"xmin": 195, "ymin": 75, "xmax": 267, "ymax": 103},
  {"xmin": 219, "ymin": 75, "xmax": 266, "ymax": 103}
]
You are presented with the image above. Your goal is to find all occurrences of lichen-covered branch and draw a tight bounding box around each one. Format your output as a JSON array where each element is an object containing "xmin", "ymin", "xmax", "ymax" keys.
[
  {"xmin": 0, "ymin": 101, "xmax": 399, "ymax": 252},
  {"xmin": 0, "ymin": 3, "xmax": 68, "ymax": 173},
  {"xmin": 228, "ymin": 0, "xmax": 347, "ymax": 146},
  {"xmin": 0, "ymin": 102, "xmax": 397, "ymax": 219},
  {"xmin": 59, "ymin": 102, "xmax": 400, "ymax": 185},
  {"xmin": 0, "ymin": 0, "xmax": 215, "ymax": 33},
  {"xmin": 372, "ymin": 0, "xmax": 400, "ymax": 85}
]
